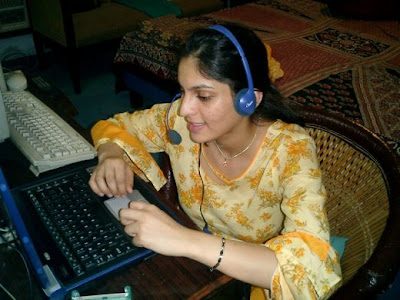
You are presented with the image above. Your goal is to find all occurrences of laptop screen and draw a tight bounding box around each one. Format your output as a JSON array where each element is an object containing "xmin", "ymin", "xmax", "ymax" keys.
[{"xmin": 0, "ymin": 167, "xmax": 59, "ymax": 295}]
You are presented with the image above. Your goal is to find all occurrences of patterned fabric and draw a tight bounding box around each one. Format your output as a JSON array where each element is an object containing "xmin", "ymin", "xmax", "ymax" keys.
[
  {"xmin": 288, "ymin": 70, "xmax": 363, "ymax": 123},
  {"xmin": 114, "ymin": 0, "xmax": 400, "ymax": 154},
  {"xmin": 91, "ymin": 99, "xmax": 342, "ymax": 299},
  {"xmin": 303, "ymin": 28, "xmax": 391, "ymax": 58},
  {"xmin": 288, "ymin": 65, "xmax": 400, "ymax": 143}
]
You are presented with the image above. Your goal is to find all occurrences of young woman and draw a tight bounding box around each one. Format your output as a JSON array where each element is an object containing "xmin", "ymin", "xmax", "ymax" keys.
[{"xmin": 89, "ymin": 23, "xmax": 342, "ymax": 299}]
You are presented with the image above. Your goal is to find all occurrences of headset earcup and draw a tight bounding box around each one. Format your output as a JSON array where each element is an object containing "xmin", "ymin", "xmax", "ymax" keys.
[{"xmin": 234, "ymin": 89, "xmax": 256, "ymax": 116}]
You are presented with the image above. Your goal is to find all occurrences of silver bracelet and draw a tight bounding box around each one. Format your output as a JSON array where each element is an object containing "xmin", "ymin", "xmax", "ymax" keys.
[{"xmin": 210, "ymin": 237, "xmax": 225, "ymax": 272}]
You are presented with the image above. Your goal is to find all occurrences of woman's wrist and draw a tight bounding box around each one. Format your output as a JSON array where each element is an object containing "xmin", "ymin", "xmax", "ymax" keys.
[
  {"xmin": 97, "ymin": 142, "xmax": 124, "ymax": 161},
  {"xmin": 174, "ymin": 227, "xmax": 200, "ymax": 258},
  {"xmin": 180, "ymin": 229, "xmax": 225, "ymax": 269}
]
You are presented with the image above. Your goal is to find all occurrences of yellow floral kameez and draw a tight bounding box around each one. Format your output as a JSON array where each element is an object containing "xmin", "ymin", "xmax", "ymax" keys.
[{"xmin": 91, "ymin": 100, "xmax": 342, "ymax": 299}]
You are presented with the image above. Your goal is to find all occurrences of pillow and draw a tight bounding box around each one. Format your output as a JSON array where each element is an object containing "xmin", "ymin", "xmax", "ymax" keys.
[
  {"xmin": 330, "ymin": 235, "xmax": 348, "ymax": 259},
  {"xmin": 263, "ymin": 43, "xmax": 284, "ymax": 83}
]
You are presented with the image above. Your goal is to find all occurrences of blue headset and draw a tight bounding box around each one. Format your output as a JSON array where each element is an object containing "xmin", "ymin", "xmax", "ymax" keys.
[
  {"xmin": 166, "ymin": 25, "xmax": 256, "ymax": 144},
  {"xmin": 208, "ymin": 24, "xmax": 256, "ymax": 116}
]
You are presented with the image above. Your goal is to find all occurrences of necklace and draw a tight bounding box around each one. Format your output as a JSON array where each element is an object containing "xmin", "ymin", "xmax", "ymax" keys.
[{"xmin": 213, "ymin": 126, "xmax": 259, "ymax": 167}]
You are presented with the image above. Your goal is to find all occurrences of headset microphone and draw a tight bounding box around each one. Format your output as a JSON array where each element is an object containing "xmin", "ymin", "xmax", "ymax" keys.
[{"xmin": 166, "ymin": 93, "xmax": 182, "ymax": 145}]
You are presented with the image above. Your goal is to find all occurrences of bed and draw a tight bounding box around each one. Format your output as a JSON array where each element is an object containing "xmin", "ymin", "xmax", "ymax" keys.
[
  {"xmin": 113, "ymin": 0, "xmax": 399, "ymax": 155},
  {"xmin": 112, "ymin": 0, "xmax": 400, "ymax": 297}
]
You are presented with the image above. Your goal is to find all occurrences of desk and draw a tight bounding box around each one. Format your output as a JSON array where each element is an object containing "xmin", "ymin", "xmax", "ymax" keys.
[{"xmin": 0, "ymin": 85, "xmax": 237, "ymax": 299}]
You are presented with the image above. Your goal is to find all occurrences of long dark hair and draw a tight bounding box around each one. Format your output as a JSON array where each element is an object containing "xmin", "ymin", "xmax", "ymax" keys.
[{"xmin": 178, "ymin": 23, "xmax": 303, "ymax": 125}]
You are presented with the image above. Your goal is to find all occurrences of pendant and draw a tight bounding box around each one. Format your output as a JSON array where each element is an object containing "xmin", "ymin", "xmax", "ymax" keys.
[{"xmin": 222, "ymin": 159, "xmax": 228, "ymax": 167}]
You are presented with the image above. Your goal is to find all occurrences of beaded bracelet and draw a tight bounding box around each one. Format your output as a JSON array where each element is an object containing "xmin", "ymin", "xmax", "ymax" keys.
[{"xmin": 210, "ymin": 237, "xmax": 225, "ymax": 272}]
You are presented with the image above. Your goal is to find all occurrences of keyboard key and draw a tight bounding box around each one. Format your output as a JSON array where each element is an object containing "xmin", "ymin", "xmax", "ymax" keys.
[
  {"xmin": 3, "ymin": 91, "xmax": 96, "ymax": 174},
  {"xmin": 24, "ymin": 171, "xmax": 135, "ymax": 276}
]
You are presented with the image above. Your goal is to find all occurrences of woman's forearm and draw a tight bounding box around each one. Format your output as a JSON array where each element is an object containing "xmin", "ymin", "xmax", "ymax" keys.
[{"xmin": 181, "ymin": 228, "xmax": 278, "ymax": 289}]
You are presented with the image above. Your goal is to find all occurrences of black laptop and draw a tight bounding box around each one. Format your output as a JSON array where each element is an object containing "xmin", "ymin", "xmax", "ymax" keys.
[{"xmin": 0, "ymin": 161, "xmax": 177, "ymax": 299}]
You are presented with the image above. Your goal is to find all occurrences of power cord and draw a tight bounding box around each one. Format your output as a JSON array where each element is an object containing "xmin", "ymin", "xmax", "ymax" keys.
[
  {"xmin": 0, "ymin": 238, "xmax": 33, "ymax": 300},
  {"xmin": 0, "ymin": 283, "xmax": 15, "ymax": 300},
  {"xmin": 0, "ymin": 206, "xmax": 33, "ymax": 300}
]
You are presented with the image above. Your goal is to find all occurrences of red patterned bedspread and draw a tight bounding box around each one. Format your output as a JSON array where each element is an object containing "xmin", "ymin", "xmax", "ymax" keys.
[{"xmin": 114, "ymin": 0, "xmax": 400, "ymax": 153}]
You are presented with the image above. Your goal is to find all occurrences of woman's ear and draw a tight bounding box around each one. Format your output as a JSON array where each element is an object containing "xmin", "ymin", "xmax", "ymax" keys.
[{"xmin": 254, "ymin": 90, "xmax": 263, "ymax": 107}]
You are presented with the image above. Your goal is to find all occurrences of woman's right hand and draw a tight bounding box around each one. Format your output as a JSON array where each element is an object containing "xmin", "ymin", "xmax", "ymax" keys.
[{"xmin": 89, "ymin": 143, "xmax": 134, "ymax": 198}]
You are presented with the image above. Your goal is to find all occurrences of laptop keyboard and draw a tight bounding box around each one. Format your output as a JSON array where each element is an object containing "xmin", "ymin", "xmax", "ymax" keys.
[{"xmin": 25, "ymin": 172, "xmax": 135, "ymax": 276}]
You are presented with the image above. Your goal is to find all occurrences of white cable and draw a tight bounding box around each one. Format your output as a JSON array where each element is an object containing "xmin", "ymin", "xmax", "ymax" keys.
[{"xmin": 0, "ymin": 283, "xmax": 16, "ymax": 300}]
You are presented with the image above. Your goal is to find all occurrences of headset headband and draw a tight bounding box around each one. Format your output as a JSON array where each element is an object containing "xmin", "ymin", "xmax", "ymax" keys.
[{"xmin": 208, "ymin": 25, "xmax": 254, "ymax": 94}]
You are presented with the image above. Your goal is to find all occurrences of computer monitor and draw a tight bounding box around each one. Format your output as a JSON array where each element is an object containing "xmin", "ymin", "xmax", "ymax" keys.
[
  {"xmin": 0, "ymin": 90, "xmax": 10, "ymax": 143},
  {"xmin": 0, "ymin": 61, "xmax": 10, "ymax": 143},
  {"xmin": 0, "ymin": 60, "xmax": 7, "ymax": 92}
]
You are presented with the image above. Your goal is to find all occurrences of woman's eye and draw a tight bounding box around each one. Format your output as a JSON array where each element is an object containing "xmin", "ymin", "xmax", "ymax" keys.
[{"xmin": 197, "ymin": 95, "xmax": 211, "ymax": 101}]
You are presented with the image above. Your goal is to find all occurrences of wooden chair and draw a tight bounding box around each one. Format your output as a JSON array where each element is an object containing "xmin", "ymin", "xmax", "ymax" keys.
[
  {"xmin": 298, "ymin": 105, "xmax": 400, "ymax": 298},
  {"xmin": 159, "ymin": 105, "xmax": 400, "ymax": 298}
]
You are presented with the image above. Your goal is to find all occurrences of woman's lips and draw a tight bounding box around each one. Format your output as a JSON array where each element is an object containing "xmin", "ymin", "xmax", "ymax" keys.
[{"xmin": 187, "ymin": 122, "xmax": 205, "ymax": 132}]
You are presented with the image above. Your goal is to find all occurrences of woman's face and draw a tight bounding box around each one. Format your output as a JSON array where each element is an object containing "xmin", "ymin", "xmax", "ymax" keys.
[{"xmin": 178, "ymin": 56, "xmax": 249, "ymax": 144}]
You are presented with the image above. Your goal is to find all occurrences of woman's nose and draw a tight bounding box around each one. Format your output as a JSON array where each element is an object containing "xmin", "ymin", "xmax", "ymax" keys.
[{"xmin": 179, "ymin": 94, "xmax": 196, "ymax": 117}]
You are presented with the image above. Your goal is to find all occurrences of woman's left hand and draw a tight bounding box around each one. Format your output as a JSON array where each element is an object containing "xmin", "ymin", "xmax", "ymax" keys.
[{"xmin": 119, "ymin": 201, "xmax": 188, "ymax": 256}]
